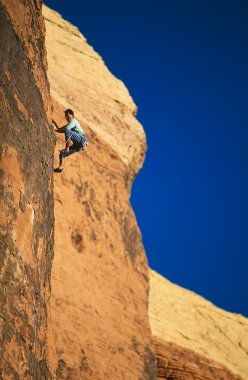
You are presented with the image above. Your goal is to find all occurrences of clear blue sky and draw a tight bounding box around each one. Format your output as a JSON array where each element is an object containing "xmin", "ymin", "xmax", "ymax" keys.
[{"xmin": 44, "ymin": 0, "xmax": 248, "ymax": 317}]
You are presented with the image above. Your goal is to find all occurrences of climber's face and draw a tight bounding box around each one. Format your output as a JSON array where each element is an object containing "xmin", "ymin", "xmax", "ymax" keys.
[{"xmin": 65, "ymin": 112, "xmax": 73, "ymax": 122}]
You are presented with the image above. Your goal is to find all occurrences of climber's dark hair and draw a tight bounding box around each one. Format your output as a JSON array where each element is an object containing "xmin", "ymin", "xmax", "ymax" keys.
[{"xmin": 64, "ymin": 109, "xmax": 74, "ymax": 116}]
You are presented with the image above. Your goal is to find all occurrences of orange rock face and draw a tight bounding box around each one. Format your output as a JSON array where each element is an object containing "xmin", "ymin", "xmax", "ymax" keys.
[
  {"xmin": 0, "ymin": 1, "xmax": 55, "ymax": 379},
  {"xmin": 44, "ymin": 6, "xmax": 156, "ymax": 379}
]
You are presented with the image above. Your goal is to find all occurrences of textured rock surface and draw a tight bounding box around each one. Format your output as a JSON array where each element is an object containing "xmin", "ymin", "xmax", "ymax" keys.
[
  {"xmin": 44, "ymin": 6, "xmax": 156, "ymax": 379},
  {"xmin": 149, "ymin": 269, "xmax": 248, "ymax": 379},
  {"xmin": 154, "ymin": 337, "xmax": 243, "ymax": 380},
  {"xmin": 0, "ymin": 1, "xmax": 55, "ymax": 379}
]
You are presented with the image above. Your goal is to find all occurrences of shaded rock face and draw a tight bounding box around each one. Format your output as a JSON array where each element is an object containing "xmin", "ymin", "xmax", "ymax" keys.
[
  {"xmin": 44, "ymin": 6, "xmax": 156, "ymax": 380},
  {"xmin": 149, "ymin": 270, "xmax": 248, "ymax": 379},
  {"xmin": 154, "ymin": 337, "xmax": 243, "ymax": 380},
  {"xmin": 0, "ymin": 1, "xmax": 55, "ymax": 379}
]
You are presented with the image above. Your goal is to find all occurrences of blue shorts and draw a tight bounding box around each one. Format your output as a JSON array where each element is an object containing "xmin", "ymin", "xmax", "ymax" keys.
[{"xmin": 60, "ymin": 130, "xmax": 86, "ymax": 158}]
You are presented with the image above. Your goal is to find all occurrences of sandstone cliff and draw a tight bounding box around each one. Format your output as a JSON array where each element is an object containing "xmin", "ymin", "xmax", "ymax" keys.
[
  {"xmin": 149, "ymin": 269, "xmax": 248, "ymax": 379},
  {"xmin": 2, "ymin": 2, "xmax": 247, "ymax": 379},
  {"xmin": 43, "ymin": 6, "xmax": 156, "ymax": 379},
  {"xmin": 0, "ymin": 1, "xmax": 55, "ymax": 379}
]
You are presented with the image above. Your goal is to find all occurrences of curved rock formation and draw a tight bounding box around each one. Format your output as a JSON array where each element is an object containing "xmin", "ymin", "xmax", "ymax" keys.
[
  {"xmin": 0, "ymin": 1, "xmax": 55, "ymax": 379},
  {"xmin": 43, "ymin": 6, "xmax": 156, "ymax": 379},
  {"xmin": 44, "ymin": 6, "xmax": 145, "ymax": 181},
  {"xmin": 149, "ymin": 269, "xmax": 248, "ymax": 379}
]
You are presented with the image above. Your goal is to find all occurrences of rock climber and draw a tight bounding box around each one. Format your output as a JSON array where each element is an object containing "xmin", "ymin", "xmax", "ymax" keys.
[{"xmin": 52, "ymin": 109, "xmax": 87, "ymax": 173}]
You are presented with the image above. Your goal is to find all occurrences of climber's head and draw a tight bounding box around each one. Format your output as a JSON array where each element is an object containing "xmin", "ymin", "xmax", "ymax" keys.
[{"xmin": 64, "ymin": 109, "xmax": 74, "ymax": 122}]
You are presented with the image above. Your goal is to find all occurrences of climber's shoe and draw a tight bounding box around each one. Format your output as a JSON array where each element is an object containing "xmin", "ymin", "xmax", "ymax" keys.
[{"xmin": 54, "ymin": 167, "xmax": 63, "ymax": 173}]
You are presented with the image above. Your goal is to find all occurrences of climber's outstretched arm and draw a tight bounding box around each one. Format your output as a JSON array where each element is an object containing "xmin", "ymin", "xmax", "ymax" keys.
[{"xmin": 52, "ymin": 119, "xmax": 66, "ymax": 133}]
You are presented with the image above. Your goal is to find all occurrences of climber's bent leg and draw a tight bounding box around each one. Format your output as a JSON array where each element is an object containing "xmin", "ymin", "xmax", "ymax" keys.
[
  {"xmin": 65, "ymin": 129, "xmax": 83, "ymax": 144},
  {"xmin": 54, "ymin": 130, "xmax": 84, "ymax": 173}
]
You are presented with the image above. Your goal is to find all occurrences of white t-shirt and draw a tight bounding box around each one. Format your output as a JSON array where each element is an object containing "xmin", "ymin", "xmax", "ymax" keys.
[{"xmin": 66, "ymin": 118, "xmax": 85, "ymax": 136}]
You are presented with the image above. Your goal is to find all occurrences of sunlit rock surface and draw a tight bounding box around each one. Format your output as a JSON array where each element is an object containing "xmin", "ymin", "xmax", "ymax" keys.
[
  {"xmin": 149, "ymin": 269, "xmax": 248, "ymax": 379},
  {"xmin": 44, "ymin": 6, "xmax": 156, "ymax": 379}
]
